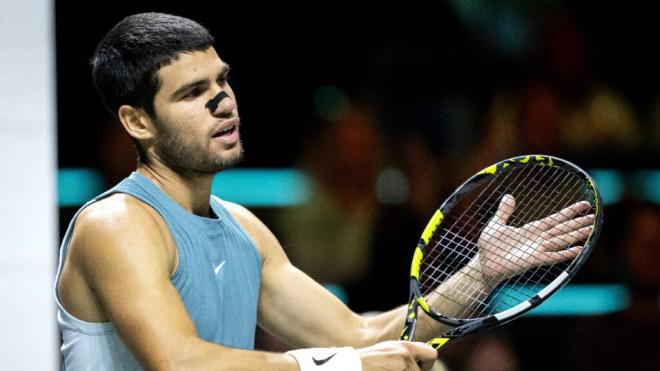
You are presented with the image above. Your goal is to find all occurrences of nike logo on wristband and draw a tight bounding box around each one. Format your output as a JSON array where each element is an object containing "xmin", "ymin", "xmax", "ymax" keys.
[{"xmin": 312, "ymin": 352, "xmax": 337, "ymax": 366}]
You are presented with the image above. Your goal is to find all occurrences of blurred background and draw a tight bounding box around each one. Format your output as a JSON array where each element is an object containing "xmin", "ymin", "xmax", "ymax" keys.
[{"xmin": 6, "ymin": 0, "xmax": 658, "ymax": 369}]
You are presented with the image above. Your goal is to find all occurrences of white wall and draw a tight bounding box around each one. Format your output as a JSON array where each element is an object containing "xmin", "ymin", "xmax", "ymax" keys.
[{"xmin": 0, "ymin": 0, "xmax": 58, "ymax": 368}]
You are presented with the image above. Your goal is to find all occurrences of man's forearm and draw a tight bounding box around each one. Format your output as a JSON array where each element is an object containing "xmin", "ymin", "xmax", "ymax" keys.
[
  {"xmin": 147, "ymin": 338, "xmax": 298, "ymax": 371},
  {"xmin": 413, "ymin": 256, "xmax": 495, "ymax": 340},
  {"xmin": 174, "ymin": 335, "xmax": 437, "ymax": 371},
  {"xmin": 361, "ymin": 257, "xmax": 495, "ymax": 344}
]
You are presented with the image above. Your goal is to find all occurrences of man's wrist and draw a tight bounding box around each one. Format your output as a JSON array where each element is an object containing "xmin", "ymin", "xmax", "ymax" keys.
[
  {"xmin": 286, "ymin": 346, "xmax": 362, "ymax": 371},
  {"xmin": 468, "ymin": 253, "xmax": 500, "ymax": 288}
]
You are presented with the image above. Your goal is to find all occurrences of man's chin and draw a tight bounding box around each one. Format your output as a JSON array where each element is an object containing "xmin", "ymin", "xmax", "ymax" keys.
[{"xmin": 213, "ymin": 143, "xmax": 244, "ymax": 172}]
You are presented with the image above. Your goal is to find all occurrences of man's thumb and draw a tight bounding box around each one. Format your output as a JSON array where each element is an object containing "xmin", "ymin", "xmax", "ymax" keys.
[{"xmin": 493, "ymin": 194, "xmax": 515, "ymax": 225}]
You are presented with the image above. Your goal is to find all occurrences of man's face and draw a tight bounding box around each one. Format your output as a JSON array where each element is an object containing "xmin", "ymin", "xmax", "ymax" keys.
[{"xmin": 149, "ymin": 47, "xmax": 242, "ymax": 175}]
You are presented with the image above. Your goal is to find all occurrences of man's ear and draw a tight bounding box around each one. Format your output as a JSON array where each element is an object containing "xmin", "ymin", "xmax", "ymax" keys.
[{"xmin": 117, "ymin": 105, "xmax": 155, "ymax": 141}]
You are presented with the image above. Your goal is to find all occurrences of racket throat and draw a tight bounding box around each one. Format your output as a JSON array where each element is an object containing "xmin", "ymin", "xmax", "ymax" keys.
[
  {"xmin": 401, "ymin": 301, "xmax": 452, "ymax": 351},
  {"xmin": 401, "ymin": 299, "xmax": 420, "ymax": 341}
]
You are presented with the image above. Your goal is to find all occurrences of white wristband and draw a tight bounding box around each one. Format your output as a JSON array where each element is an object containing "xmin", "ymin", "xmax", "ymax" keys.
[{"xmin": 286, "ymin": 346, "xmax": 362, "ymax": 371}]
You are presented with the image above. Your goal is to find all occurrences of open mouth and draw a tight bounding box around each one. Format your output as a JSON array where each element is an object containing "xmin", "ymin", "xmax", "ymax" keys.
[
  {"xmin": 212, "ymin": 123, "xmax": 240, "ymax": 145},
  {"xmin": 213, "ymin": 125, "xmax": 236, "ymax": 138}
]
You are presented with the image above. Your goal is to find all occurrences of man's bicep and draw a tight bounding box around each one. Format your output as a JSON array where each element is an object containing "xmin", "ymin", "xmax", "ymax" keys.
[
  {"xmin": 249, "ymin": 219, "xmax": 366, "ymax": 347},
  {"xmin": 70, "ymin": 205, "xmax": 199, "ymax": 369},
  {"xmin": 221, "ymin": 200, "xmax": 369, "ymax": 348}
]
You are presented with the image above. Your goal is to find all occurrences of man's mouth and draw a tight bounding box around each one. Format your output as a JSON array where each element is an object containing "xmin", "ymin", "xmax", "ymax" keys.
[
  {"xmin": 213, "ymin": 125, "xmax": 237, "ymax": 138},
  {"xmin": 212, "ymin": 118, "xmax": 240, "ymax": 145}
]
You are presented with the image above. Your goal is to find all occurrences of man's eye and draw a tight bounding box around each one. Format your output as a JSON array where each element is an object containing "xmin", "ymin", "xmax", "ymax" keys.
[
  {"xmin": 218, "ymin": 75, "xmax": 230, "ymax": 85},
  {"xmin": 184, "ymin": 88, "xmax": 203, "ymax": 99}
]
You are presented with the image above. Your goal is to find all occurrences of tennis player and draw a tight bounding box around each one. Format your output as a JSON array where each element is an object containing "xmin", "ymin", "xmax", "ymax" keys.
[{"xmin": 54, "ymin": 12, "xmax": 588, "ymax": 371}]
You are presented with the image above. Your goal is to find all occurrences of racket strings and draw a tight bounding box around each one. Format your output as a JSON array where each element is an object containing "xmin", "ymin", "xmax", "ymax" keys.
[
  {"xmin": 456, "ymin": 166, "xmax": 589, "ymax": 310},
  {"xmin": 424, "ymin": 201, "xmax": 585, "ymax": 317},
  {"xmin": 421, "ymin": 160, "xmax": 542, "ymax": 272},
  {"xmin": 492, "ymin": 166, "xmax": 581, "ymax": 287},
  {"xmin": 418, "ymin": 163, "xmax": 595, "ymax": 319},
  {"xmin": 486, "ymin": 170, "xmax": 588, "ymax": 313},
  {"xmin": 430, "ymin": 174, "xmax": 592, "ymax": 316},
  {"xmin": 498, "ymin": 166, "xmax": 590, "ymax": 288},
  {"xmin": 425, "ymin": 163, "xmax": 584, "ymax": 281},
  {"xmin": 419, "ymin": 161, "xmax": 542, "ymax": 283},
  {"xmin": 420, "ymin": 163, "xmax": 545, "ymax": 317}
]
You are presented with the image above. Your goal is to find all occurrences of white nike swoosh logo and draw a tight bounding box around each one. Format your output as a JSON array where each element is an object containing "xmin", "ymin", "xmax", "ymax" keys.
[{"xmin": 213, "ymin": 260, "xmax": 226, "ymax": 275}]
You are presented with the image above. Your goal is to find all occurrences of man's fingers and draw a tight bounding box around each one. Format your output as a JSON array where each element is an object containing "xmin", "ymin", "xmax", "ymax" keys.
[
  {"xmin": 418, "ymin": 357, "xmax": 437, "ymax": 371},
  {"xmin": 404, "ymin": 342, "xmax": 438, "ymax": 367},
  {"xmin": 539, "ymin": 246, "xmax": 582, "ymax": 265},
  {"xmin": 493, "ymin": 194, "xmax": 516, "ymax": 225},
  {"xmin": 529, "ymin": 201, "xmax": 591, "ymax": 232},
  {"xmin": 359, "ymin": 341, "xmax": 438, "ymax": 371},
  {"xmin": 542, "ymin": 227, "xmax": 592, "ymax": 251},
  {"xmin": 429, "ymin": 359, "xmax": 449, "ymax": 371},
  {"xmin": 542, "ymin": 214, "xmax": 594, "ymax": 239}
]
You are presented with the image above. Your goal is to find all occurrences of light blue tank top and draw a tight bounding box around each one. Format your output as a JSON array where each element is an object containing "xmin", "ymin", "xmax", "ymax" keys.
[{"xmin": 54, "ymin": 171, "xmax": 262, "ymax": 370}]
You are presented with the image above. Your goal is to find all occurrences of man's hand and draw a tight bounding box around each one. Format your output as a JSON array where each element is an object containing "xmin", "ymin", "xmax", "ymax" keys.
[
  {"xmin": 358, "ymin": 341, "xmax": 437, "ymax": 371},
  {"xmin": 478, "ymin": 194, "xmax": 593, "ymax": 282}
]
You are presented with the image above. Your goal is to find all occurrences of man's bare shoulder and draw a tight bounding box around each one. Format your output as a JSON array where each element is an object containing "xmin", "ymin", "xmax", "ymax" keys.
[
  {"xmin": 218, "ymin": 199, "xmax": 259, "ymax": 225},
  {"xmin": 75, "ymin": 193, "xmax": 162, "ymax": 234},
  {"xmin": 68, "ymin": 193, "xmax": 173, "ymax": 271},
  {"xmin": 217, "ymin": 199, "xmax": 275, "ymax": 258}
]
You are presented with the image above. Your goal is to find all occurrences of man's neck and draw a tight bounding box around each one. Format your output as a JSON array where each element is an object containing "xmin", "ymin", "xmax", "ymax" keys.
[{"xmin": 136, "ymin": 162, "xmax": 214, "ymax": 217}]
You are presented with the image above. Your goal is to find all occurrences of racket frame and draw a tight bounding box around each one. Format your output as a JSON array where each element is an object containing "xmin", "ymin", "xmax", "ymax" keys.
[{"xmin": 400, "ymin": 155, "xmax": 604, "ymax": 348}]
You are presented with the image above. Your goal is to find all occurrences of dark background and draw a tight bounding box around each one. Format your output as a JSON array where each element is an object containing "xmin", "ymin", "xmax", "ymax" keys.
[
  {"xmin": 56, "ymin": 2, "xmax": 659, "ymax": 370},
  {"xmin": 57, "ymin": 2, "xmax": 659, "ymax": 169}
]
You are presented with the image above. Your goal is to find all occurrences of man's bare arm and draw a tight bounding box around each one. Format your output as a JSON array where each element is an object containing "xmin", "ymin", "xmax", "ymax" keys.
[
  {"xmin": 61, "ymin": 197, "xmax": 435, "ymax": 370},
  {"xmin": 223, "ymin": 201, "xmax": 439, "ymax": 348},
  {"xmin": 61, "ymin": 198, "xmax": 298, "ymax": 370},
  {"xmin": 357, "ymin": 196, "xmax": 594, "ymax": 343},
  {"xmin": 223, "ymin": 196, "xmax": 593, "ymax": 348}
]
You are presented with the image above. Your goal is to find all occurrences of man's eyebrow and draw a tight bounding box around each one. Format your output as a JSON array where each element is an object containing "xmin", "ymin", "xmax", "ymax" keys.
[
  {"xmin": 170, "ymin": 79, "xmax": 206, "ymax": 100},
  {"xmin": 221, "ymin": 63, "xmax": 231, "ymax": 76},
  {"xmin": 169, "ymin": 63, "xmax": 231, "ymax": 100}
]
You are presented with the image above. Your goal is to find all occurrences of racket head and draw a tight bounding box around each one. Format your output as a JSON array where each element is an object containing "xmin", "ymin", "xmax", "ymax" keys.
[{"xmin": 407, "ymin": 154, "xmax": 603, "ymax": 338}]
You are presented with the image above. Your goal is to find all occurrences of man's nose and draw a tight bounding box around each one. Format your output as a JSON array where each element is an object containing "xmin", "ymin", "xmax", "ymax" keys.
[{"xmin": 206, "ymin": 90, "xmax": 235, "ymax": 114}]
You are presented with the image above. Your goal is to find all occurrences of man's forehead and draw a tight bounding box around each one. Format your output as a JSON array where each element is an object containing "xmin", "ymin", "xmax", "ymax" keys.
[{"xmin": 157, "ymin": 48, "xmax": 227, "ymax": 89}]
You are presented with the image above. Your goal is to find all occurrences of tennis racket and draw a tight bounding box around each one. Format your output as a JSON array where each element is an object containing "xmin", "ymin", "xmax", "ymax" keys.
[{"xmin": 400, "ymin": 154, "xmax": 603, "ymax": 350}]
